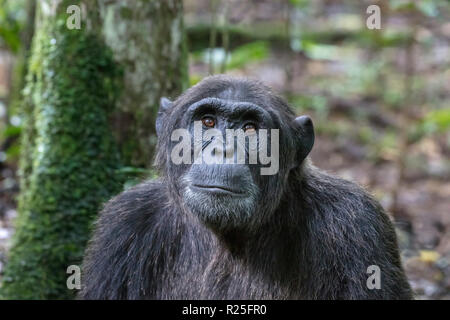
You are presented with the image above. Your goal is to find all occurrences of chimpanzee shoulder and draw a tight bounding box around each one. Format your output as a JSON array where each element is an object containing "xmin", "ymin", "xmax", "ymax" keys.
[
  {"xmin": 79, "ymin": 180, "xmax": 171, "ymax": 299},
  {"xmin": 297, "ymin": 166, "xmax": 413, "ymax": 299}
]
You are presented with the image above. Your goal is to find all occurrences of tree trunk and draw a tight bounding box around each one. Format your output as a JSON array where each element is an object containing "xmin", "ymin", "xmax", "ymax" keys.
[
  {"xmin": 12, "ymin": 0, "xmax": 36, "ymax": 193},
  {"xmin": 0, "ymin": 0, "xmax": 122, "ymax": 299},
  {"xmin": 98, "ymin": 0, "xmax": 188, "ymax": 168}
]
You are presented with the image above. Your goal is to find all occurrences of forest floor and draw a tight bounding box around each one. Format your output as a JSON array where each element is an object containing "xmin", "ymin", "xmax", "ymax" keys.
[{"xmin": 311, "ymin": 137, "xmax": 450, "ymax": 299}]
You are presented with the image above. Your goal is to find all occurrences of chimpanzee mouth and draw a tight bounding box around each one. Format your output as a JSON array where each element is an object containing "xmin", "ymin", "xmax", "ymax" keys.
[{"xmin": 191, "ymin": 184, "xmax": 245, "ymax": 196}]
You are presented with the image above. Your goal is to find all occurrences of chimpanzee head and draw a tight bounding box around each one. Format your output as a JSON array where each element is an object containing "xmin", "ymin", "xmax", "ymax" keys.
[{"xmin": 155, "ymin": 75, "xmax": 314, "ymax": 231}]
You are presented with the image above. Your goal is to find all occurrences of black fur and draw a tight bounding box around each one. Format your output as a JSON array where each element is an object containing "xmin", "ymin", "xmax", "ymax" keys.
[{"xmin": 79, "ymin": 75, "xmax": 413, "ymax": 299}]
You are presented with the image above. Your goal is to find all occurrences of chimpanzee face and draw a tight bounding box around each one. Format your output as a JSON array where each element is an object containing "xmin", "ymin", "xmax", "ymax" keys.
[{"xmin": 156, "ymin": 77, "xmax": 314, "ymax": 231}]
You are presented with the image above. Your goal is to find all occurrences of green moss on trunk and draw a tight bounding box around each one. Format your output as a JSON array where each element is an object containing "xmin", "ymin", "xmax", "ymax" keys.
[{"xmin": 0, "ymin": 4, "xmax": 121, "ymax": 299}]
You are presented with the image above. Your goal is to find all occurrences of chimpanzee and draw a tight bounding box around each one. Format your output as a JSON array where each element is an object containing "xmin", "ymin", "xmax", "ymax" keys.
[{"xmin": 79, "ymin": 75, "xmax": 413, "ymax": 299}]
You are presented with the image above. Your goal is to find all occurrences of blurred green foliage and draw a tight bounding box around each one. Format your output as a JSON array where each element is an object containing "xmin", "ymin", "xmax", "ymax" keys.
[
  {"xmin": 0, "ymin": 0, "xmax": 26, "ymax": 53},
  {"xmin": 226, "ymin": 41, "xmax": 269, "ymax": 70},
  {"xmin": 424, "ymin": 109, "xmax": 450, "ymax": 133},
  {"xmin": 390, "ymin": 0, "xmax": 439, "ymax": 17}
]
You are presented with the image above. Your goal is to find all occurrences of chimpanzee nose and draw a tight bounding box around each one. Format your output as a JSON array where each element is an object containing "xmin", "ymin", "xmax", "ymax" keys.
[{"xmin": 197, "ymin": 132, "xmax": 248, "ymax": 166}]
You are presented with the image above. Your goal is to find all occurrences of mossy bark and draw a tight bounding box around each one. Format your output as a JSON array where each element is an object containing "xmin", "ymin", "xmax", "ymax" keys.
[
  {"xmin": 0, "ymin": 0, "xmax": 122, "ymax": 299},
  {"xmin": 12, "ymin": 0, "xmax": 36, "ymax": 188},
  {"xmin": 8, "ymin": 0, "xmax": 36, "ymax": 115},
  {"xmin": 98, "ymin": 0, "xmax": 188, "ymax": 168}
]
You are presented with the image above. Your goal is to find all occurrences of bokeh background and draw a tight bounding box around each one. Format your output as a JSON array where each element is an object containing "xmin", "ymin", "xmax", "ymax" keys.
[{"xmin": 0, "ymin": 0, "xmax": 449, "ymax": 299}]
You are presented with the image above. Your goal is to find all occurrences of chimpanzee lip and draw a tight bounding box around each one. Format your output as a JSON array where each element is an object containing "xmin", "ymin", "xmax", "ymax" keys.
[{"xmin": 191, "ymin": 184, "xmax": 244, "ymax": 195}]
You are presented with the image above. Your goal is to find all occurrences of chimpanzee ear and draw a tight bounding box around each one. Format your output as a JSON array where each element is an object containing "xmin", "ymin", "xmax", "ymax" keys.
[
  {"xmin": 156, "ymin": 97, "xmax": 173, "ymax": 137},
  {"xmin": 293, "ymin": 115, "xmax": 315, "ymax": 167}
]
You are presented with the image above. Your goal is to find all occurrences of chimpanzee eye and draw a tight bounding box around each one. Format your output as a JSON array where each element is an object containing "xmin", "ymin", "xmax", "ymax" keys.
[
  {"xmin": 201, "ymin": 116, "xmax": 215, "ymax": 128},
  {"xmin": 243, "ymin": 123, "xmax": 257, "ymax": 133}
]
